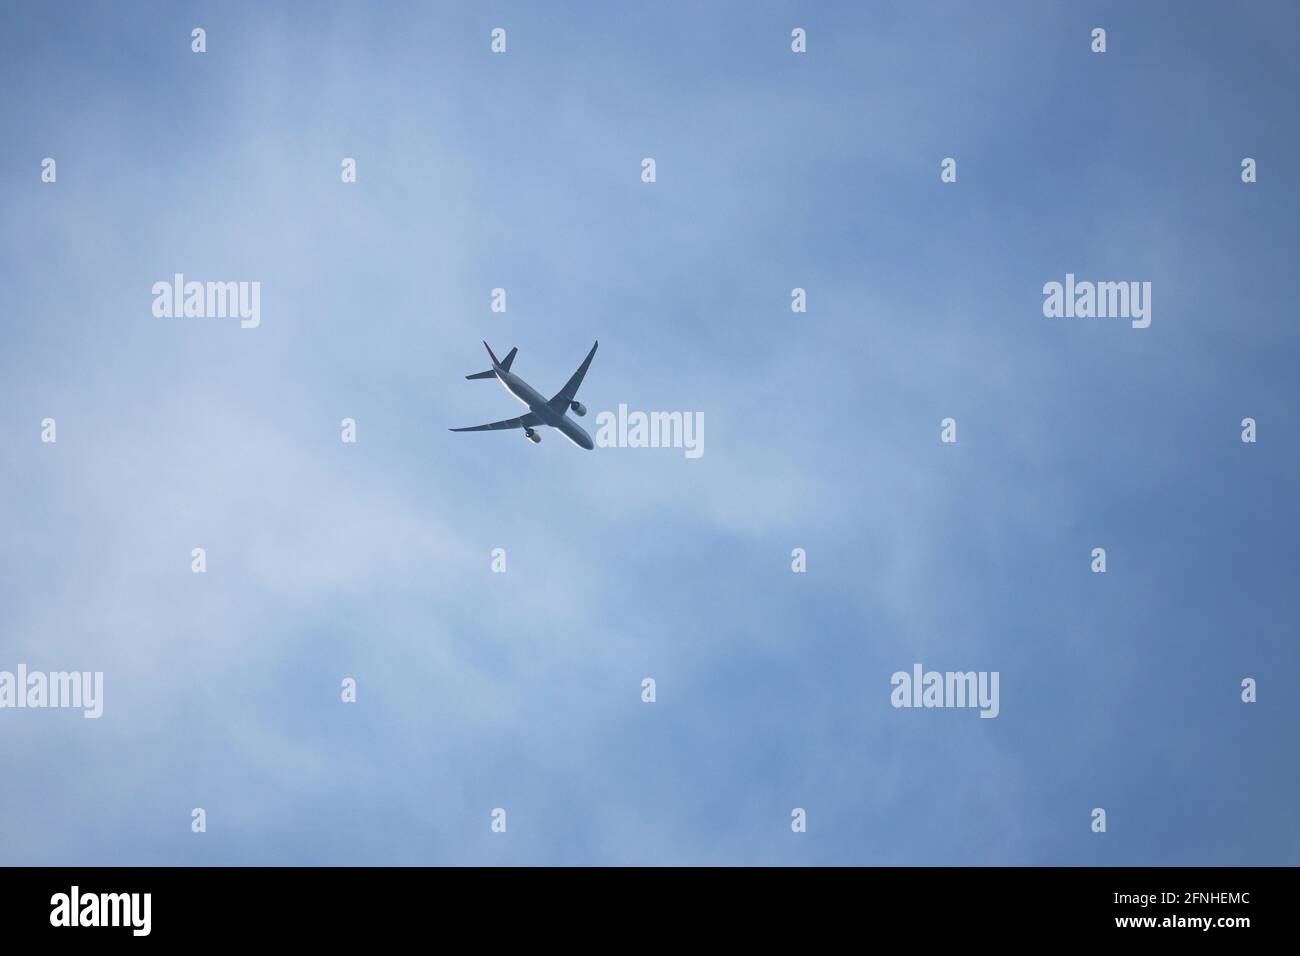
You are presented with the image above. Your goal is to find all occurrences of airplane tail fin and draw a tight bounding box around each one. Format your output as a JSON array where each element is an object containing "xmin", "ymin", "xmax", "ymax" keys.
[{"xmin": 467, "ymin": 345, "xmax": 517, "ymax": 379}]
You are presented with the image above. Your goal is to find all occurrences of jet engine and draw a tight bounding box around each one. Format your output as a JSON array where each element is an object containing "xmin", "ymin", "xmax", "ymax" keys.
[
  {"xmin": 570, "ymin": 401, "xmax": 587, "ymax": 417},
  {"xmin": 524, "ymin": 427, "xmax": 542, "ymax": 444}
]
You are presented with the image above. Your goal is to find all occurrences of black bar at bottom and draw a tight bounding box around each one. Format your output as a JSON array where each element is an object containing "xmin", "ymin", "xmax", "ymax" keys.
[{"xmin": 0, "ymin": 866, "xmax": 1280, "ymax": 941}]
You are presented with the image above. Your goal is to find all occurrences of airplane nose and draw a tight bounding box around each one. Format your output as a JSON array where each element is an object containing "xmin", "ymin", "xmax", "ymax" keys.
[{"xmin": 580, "ymin": 431, "xmax": 594, "ymax": 450}]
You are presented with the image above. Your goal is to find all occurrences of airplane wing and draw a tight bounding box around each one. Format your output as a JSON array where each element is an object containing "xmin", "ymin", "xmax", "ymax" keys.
[
  {"xmin": 548, "ymin": 341, "xmax": 598, "ymax": 411},
  {"xmin": 450, "ymin": 411, "xmax": 542, "ymax": 433}
]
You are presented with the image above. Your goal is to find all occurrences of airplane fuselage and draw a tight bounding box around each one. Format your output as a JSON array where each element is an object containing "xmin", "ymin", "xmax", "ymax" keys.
[{"xmin": 494, "ymin": 366, "xmax": 594, "ymax": 449}]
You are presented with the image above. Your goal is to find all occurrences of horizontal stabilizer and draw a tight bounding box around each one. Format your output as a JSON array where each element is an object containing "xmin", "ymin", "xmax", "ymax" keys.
[{"xmin": 467, "ymin": 346, "xmax": 517, "ymax": 379}]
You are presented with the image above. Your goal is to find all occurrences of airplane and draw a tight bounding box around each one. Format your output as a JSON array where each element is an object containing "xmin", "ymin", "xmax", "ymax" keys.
[{"xmin": 451, "ymin": 340, "xmax": 598, "ymax": 449}]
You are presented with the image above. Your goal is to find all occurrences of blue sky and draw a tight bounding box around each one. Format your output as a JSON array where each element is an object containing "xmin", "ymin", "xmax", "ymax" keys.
[{"xmin": 1, "ymin": 1, "xmax": 1296, "ymax": 865}]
